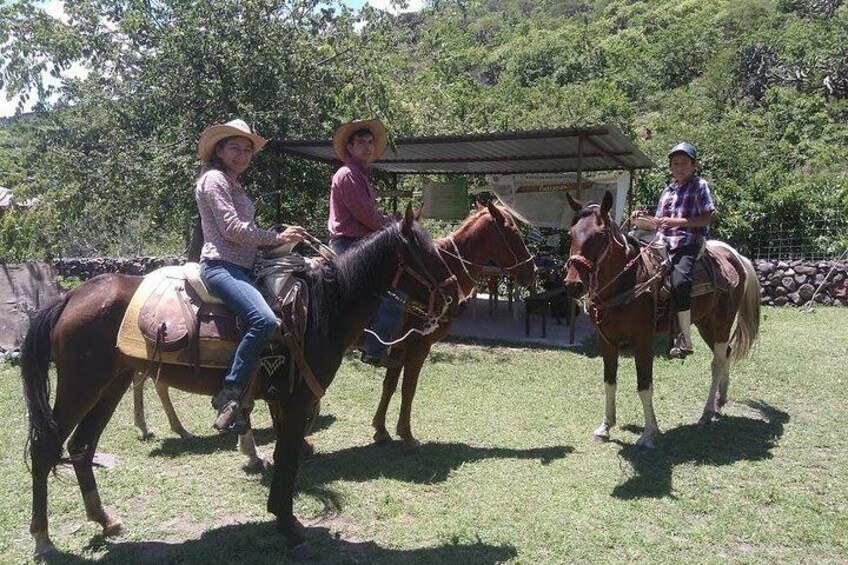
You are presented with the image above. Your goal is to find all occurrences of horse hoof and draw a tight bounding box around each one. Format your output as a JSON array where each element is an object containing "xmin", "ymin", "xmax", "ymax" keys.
[
  {"xmin": 246, "ymin": 457, "xmax": 269, "ymax": 471},
  {"xmin": 402, "ymin": 438, "xmax": 421, "ymax": 452},
  {"xmin": 593, "ymin": 424, "xmax": 612, "ymax": 442},
  {"xmin": 103, "ymin": 520, "xmax": 124, "ymax": 537},
  {"xmin": 635, "ymin": 436, "xmax": 657, "ymax": 450},
  {"xmin": 289, "ymin": 541, "xmax": 316, "ymax": 561},
  {"xmin": 373, "ymin": 430, "xmax": 393, "ymax": 445},
  {"xmin": 139, "ymin": 431, "xmax": 156, "ymax": 441},
  {"xmin": 177, "ymin": 430, "xmax": 196, "ymax": 440},
  {"xmin": 33, "ymin": 533, "xmax": 57, "ymax": 559}
]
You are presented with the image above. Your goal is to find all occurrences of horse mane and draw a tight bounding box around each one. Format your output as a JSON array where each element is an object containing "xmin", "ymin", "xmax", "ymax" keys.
[{"xmin": 304, "ymin": 221, "xmax": 437, "ymax": 341}]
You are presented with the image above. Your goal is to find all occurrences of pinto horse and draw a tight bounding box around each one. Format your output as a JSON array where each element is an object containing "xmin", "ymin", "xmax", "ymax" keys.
[
  {"xmin": 20, "ymin": 208, "xmax": 459, "ymax": 557},
  {"xmin": 371, "ymin": 202, "xmax": 537, "ymax": 448},
  {"xmin": 563, "ymin": 192, "xmax": 760, "ymax": 449}
]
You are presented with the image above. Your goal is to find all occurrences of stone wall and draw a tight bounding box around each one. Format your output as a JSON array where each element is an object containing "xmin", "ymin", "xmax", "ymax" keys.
[
  {"xmin": 754, "ymin": 259, "xmax": 848, "ymax": 306},
  {"xmin": 49, "ymin": 256, "xmax": 848, "ymax": 307},
  {"xmin": 51, "ymin": 257, "xmax": 184, "ymax": 281}
]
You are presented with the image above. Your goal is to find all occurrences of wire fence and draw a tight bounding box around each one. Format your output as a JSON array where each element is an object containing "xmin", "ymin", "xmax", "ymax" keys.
[{"xmin": 627, "ymin": 202, "xmax": 848, "ymax": 262}]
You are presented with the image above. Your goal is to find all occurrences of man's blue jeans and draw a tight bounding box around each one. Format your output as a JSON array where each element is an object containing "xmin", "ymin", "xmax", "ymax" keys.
[
  {"xmin": 330, "ymin": 235, "xmax": 405, "ymax": 357},
  {"xmin": 200, "ymin": 260, "xmax": 278, "ymax": 389}
]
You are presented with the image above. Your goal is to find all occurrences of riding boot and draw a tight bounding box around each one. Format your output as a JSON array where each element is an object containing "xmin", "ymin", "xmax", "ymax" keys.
[
  {"xmin": 211, "ymin": 383, "xmax": 249, "ymax": 434},
  {"xmin": 669, "ymin": 310, "xmax": 694, "ymax": 359}
]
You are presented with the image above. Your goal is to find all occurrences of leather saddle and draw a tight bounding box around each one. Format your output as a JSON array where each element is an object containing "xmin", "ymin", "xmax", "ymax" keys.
[
  {"xmin": 121, "ymin": 262, "xmax": 308, "ymax": 370},
  {"xmin": 631, "ymin": 236, "xmax": 741, "ymax": 323}
]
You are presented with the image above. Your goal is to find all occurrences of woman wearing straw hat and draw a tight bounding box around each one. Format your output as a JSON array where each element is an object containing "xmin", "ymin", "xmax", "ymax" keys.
[
  {"xmin": 195, "ymin": 119, "xmax": 307, "ymax": 432},
  {"xmin": 327, "ymin": 119, "xmax": 403, "ymax": 368}
]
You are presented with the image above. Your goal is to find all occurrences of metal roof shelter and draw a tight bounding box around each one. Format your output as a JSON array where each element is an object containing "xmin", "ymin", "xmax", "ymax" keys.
[{"xmin": 278, "ymin": 123, "xmax": 655, "ymax": 176}]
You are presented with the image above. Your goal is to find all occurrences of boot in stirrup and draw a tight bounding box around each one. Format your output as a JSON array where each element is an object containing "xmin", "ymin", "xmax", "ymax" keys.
[
  {"xmin": 212, "ymin": 383, "xmax": 248, "ymax": 434},
  {"xmin": 668, "ymin": 310, "xmax": 694, "ymax": 359}
]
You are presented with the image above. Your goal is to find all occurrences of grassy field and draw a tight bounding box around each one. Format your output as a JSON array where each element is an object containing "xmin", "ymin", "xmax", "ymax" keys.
[{"xmin": 1, "ymin": 306, "xmax": 846, "ymax": 564}]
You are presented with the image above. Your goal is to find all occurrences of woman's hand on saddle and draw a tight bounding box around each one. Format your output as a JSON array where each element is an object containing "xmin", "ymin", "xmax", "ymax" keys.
[{"xmin": 275, "ymin": 225, "xmax": 308, "ymax": 246}]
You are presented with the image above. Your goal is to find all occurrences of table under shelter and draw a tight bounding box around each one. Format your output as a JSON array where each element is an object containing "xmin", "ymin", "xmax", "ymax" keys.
[{"xmin": 279, "ymin": 124, "xmax": 656, "ymax": 345}]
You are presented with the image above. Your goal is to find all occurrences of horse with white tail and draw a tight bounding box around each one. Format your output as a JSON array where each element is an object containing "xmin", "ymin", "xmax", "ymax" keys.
[{"xmin": 563, "ymin": 191, "xmax": 761, "ymax": 449}]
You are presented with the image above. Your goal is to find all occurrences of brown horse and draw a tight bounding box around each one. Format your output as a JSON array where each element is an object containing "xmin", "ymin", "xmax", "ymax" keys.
[
  {"xmin": 372, "ymin": 202, "xmax": 537, "ymax": 448},
  {"xmin": 21, "ymin": 209, "xmax": 459, "ymax": 557},
  {"xmin": 563, "ymin": 192, "xmax": 760, "ymax": 449},
  {"xmin": 132, "ymin": 203, "xmax": 537, "ymax": 453}
]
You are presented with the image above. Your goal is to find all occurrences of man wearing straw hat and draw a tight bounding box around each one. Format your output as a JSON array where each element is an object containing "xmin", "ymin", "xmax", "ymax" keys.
[
  {"xmin": 327, "ymin": 119, "xmax": 403, "ymax": 368},
  {"xmin": 195, "ymin": 118, "xmax": 308, "ymax": 432}
]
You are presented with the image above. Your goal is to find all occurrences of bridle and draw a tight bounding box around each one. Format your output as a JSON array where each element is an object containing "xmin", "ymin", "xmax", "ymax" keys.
[
  {"xmin": 566, "ymin": 206, "xmax": 664, "ymax": 311},
  {"xmin": 388, "ymin": 234, "xmax": 457, "ymax": 331},
  {"xmin": 437, "ymin": 215, "xmax": 535, "ymax": 295}
]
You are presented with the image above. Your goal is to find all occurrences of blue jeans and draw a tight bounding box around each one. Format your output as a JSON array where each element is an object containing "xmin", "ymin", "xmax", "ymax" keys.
[
  {"xmin": 330, "ymin": 236, "xmax": 405, "ymax": 356},
  {"xmin": 200, "ymin": 260, "xmax": 278, "ymax": 388},
  {"xmin": 362, "ymin": 291, "xmax": 407, "ymax": 357}
]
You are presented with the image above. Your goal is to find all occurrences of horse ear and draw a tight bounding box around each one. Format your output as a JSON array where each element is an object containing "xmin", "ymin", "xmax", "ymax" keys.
[
  {"xmin": 601, "ymin": 191, "xmax": 614, "ymax": 217},
  {"xmin": 566, "ymin": 192, "xmax": 583, "ymax": 212},
  {"xmin": 402, "ymin": 203, "xmax": 415, "ymax": 236},
  {"xmin": 475, "ymin": 200, "xmax": 485, "ymax": 212},
  {"xmin": 414, "ymin": 208, "xmax": 422, "ymax": 221},
  {"xmin": 487, "ymin": 200, "xmax": 505, "ymax": 224}
]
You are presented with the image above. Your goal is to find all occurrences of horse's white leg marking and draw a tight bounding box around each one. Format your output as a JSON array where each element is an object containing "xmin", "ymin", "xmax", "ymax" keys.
[
  {"xmin": 593, "ymin": 383, "xmax": 617, "ymax": 440},
  {"xmin": 238, "ymin": 429, "xmax": 266, "ymax": 469},
  {"xmin": 636, "ymin": 387, "xmax": 659, "ymax": 449}
]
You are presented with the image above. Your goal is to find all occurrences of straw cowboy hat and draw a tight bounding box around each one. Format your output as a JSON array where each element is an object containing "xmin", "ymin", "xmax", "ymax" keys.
[
  {"xmin": 332, "ymin": 119, "xmax": 387, "ymax": 163},
  {"xmin": 197, "ymin": 119, "xmax": 267, "ymax": 163}
]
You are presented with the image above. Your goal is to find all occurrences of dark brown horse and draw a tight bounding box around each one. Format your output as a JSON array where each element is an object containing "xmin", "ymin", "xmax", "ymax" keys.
[
  {"xmin": 21, "ymin": 209, "xmax": 459, "ymax": 557},
  {"xmin": 372, "ymin": 202, "xmax": 537, "ymax": 448},
  {"xmin": 132, "ymin": 203, "xmax": 537, "ymax": 453},
  {"xmin": 563, "ymin": 192, "xmax": 760, "ymax": 449}
]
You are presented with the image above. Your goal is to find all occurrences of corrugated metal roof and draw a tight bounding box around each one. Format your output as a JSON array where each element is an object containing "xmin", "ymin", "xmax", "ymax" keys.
[{"xmin": 277, "ymin": 124, "xmax": 656, "ymax": 174}]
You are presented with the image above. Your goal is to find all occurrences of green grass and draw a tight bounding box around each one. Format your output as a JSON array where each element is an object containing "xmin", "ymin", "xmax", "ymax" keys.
[{"xmin": 1, "ymin": 307, "xmax": 847, "ymax": 564}]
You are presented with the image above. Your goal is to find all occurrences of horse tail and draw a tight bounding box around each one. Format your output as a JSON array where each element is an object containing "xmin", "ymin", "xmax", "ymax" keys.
[
  {"xmin": 20, "ymin": 297, "xmax": 69, "ymax": 462},
  {"xmin": 728, "ymin": 247, "xmax": 761, "ymax": 362}
]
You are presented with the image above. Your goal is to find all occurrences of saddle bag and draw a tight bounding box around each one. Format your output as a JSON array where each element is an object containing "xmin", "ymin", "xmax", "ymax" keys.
[{"xmin": 137, "ymin": 277, "xmax": 194, "ymax": 351}]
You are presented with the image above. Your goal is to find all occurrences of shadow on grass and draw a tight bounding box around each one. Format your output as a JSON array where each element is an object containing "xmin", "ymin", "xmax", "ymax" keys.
[
  {"xmin": 146, "ymin": 414, "xmax": 337, "ymax": 458},
  {"xmin": 611, "ymin": 400, "xmax": 789, "ymax": 500},
  {"xmin": 41, "ymin": 522, "xmax": 517, "ymax": 565},
  {"xmin": 295, "ymin": 441, "xmax": 573, "ymax": 488}
]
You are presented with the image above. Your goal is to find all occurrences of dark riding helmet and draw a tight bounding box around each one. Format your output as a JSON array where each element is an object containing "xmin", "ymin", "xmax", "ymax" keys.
[{"xmin": 668, "ymin": 141, "xmax": 697, "ymax": 161}]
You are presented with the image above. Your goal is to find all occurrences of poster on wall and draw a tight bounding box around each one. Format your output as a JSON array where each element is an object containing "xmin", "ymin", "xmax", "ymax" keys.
[{"xmin": 421, "ymin": 179, "xmax": 469, "ymax": 220}]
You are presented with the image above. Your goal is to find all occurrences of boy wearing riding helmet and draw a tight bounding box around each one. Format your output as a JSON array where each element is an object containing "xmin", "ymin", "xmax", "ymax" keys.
[
  {"xmin": 195, "ymin": 119, "xmax": 307, "ymax": 432},
  {"xmin": 635, "ymin": 141, "xmax": 715, "ymax": 358}
]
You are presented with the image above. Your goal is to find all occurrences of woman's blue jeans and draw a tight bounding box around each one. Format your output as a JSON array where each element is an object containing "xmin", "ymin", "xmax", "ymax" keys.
[{"xmin": 200, "ymin": 260, "xmax": 278, "ymax": 389}]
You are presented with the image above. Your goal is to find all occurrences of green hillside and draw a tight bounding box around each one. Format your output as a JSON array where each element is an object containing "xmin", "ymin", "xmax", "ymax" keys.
[{"xmin": 1, "ymin": 0, "xmax": 846, "ymax": 259}]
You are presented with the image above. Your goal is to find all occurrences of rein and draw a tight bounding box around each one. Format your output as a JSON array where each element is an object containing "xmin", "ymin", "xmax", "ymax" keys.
[{"xmin": 567, "ymin": 217, "xmax": 667, "ymax": 315}]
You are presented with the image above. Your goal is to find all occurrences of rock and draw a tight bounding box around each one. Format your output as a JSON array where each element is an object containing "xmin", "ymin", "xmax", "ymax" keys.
[
  {"xmin": 798, "ymin": 283, "xmax": 815, "ymax": 301},
  {"xmin": 794, "ymin": 274, "xmax": 807, "ymax": 285},
  {"xmin": 795, "ymin": 265, "xmax": 817, "ymax": 275},
  {"xmin": 822, "ymin": 296, "xmax": 833, "ymax": 306},
  {"xmin": 773, "ymin": 296, "xmax": 788, "ymax": 306},
  {"xmin": 788, "ymin": 292, "xmax": 802, "ymax": 305},
  {"xmin": 782, "ymin": 277, "xmax": 797, "ymax": 292},
  {"xmin": 773, "ymin": 286, "xmax": 787, "ymax": 297},
  {"xmin": 777, "ymin": 261, "xmax": 789, "ymax": 269},
  {"xmin": 756, "ymin": 262, "xmax": 774, "ymax": 274},
  {"xmin": 785, "ymin": 268, "xmax": 796, "ymax": 276}
]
